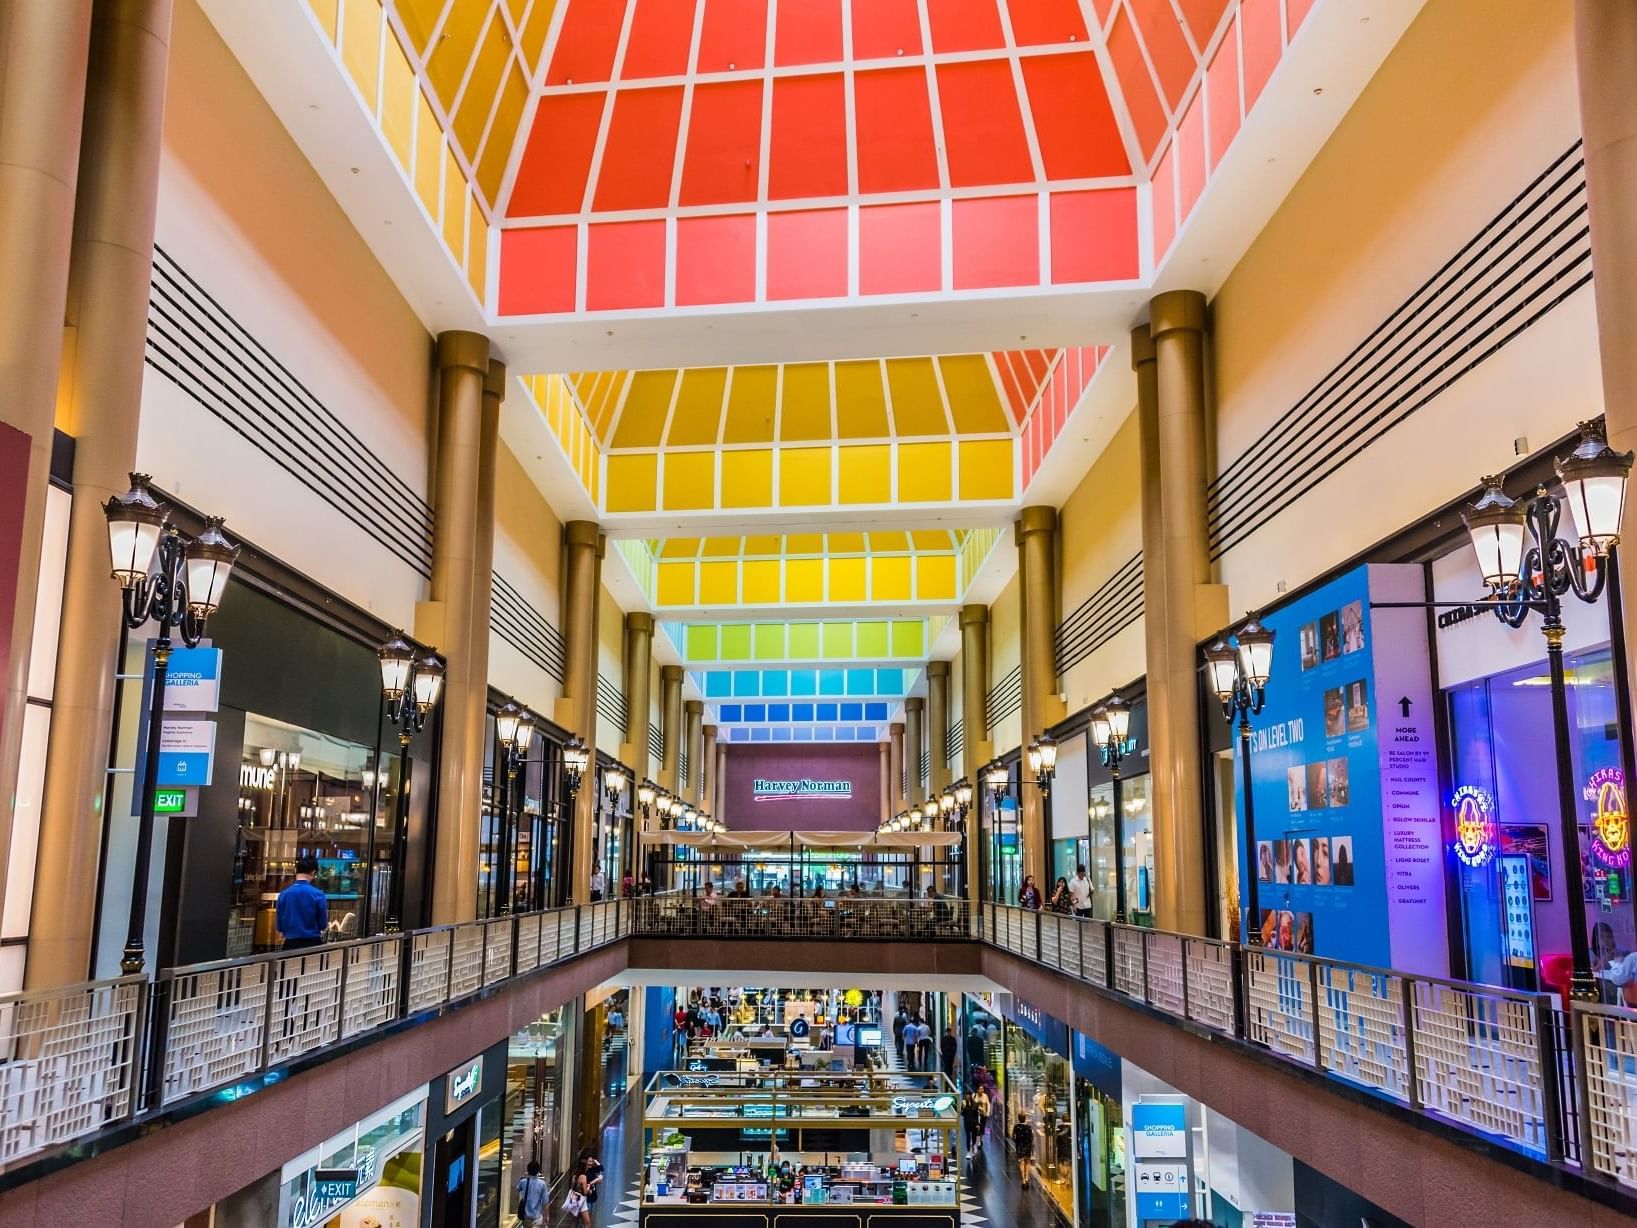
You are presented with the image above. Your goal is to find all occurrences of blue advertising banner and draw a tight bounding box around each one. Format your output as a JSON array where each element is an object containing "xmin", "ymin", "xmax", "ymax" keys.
[
  {"xmin": 1071, "ymin": 1030, "xmax": 1121, "ymax": 1100},
  {"xmin": 1002, "ymin": 996, "xmax": 1069, "ymax": 1056},
  {"xmin": 162, "ymin": 645, "xmax": 222, "ymax": 712},
  {"xmin": 1235, "ymin": 563, "xmax": 1447, "ymax": 974}
]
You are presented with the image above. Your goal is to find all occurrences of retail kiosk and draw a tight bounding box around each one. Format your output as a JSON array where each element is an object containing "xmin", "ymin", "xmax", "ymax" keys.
[{"xmin": 640, "ymin": 1070, "xmax": 961, "ymax": 1227}]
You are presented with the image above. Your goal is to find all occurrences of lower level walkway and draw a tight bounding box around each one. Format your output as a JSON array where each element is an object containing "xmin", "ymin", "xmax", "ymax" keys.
[{"xmin": 583, "ymin": 1090, "xmax": 1056, "ymax": 1228}]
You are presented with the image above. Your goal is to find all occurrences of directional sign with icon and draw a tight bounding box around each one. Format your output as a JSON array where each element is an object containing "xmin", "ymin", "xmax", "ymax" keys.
[{"xmin": 157, "ymin": 719, "xmax": 216, "ymax": 786}]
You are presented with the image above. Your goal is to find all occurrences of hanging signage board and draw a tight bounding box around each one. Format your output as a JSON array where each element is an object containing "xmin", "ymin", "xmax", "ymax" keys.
[
  {"xmin": 163, "ymin": 645, "xmax": 222, "ymax": 712},
  {"xmin": 157, "ymin": 719, "xmax": 216, "ymax": 787}
]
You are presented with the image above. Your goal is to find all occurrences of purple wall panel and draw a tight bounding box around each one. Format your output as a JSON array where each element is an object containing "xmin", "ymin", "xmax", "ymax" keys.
[{"xmin": 720, "ymin": 744, "xmax": 882, "ymax": 829}]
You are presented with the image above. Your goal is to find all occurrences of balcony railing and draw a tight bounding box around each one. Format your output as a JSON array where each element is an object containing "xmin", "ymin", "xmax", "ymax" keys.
[
  {"xmin": 0, "ymin": 893, "xmax": 1634, "ymax": 1208},
  {"xmin": 0, "ymin": 898, "xmax": 625, "ymax": 1171},
  {"xmin": 627, "ymin": 895, "xmax": 972, "ymax": 941},
  {"xmin": 982, "ymin": 903, "xmax": 1637, "ymax": 1196}
]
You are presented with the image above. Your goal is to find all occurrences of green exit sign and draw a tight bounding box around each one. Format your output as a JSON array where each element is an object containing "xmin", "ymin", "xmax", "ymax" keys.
[{"xmin": 153, "ymin": 789, "xmax": 188, "ymax": 814}]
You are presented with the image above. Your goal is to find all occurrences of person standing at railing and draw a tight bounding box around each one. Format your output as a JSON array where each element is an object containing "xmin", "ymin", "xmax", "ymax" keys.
[
  {"xmin": 590, "ymin": 866, "xmax": 606, "ymax": 901},
  {"xmin": 1070, "ymin": 865, "xmax": 1093, "ymax": 919},
  {"xmin": 275, "ymin": 857, "xmax": 328, "ymax": 950},
  {"xmin": 1019, "ymin": 875, "xmax": 1042, "ymax": 910}
]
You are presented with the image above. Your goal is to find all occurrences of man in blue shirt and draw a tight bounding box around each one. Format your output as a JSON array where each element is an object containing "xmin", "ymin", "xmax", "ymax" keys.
[{"xmin": 276, "ymin": 857, "xmax": 328, "ymax": 949}]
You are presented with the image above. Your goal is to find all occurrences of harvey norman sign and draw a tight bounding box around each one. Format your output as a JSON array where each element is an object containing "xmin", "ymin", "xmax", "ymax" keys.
[{"xmin": 752, "ymin": 778, "xmax": 853, "ymax": 801}]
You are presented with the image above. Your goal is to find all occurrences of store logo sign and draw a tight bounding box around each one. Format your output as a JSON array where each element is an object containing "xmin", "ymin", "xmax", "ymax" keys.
[
  {"xmin": 1450, "ymin": 785, "xmax": 1497, "ymax": 868},
  {"xmin": 891, "ymin": 1095, "xmax": 955, "ymax": 1113},
  {"xmin": 1585, "ymin": 767, "xmax": 1631, "ymax": 868},
  {"xmin": 673, "ymin": 1073, "xmax": 721, "ymax": 1087},
  {"xmin": 1016, "ymin": 1000, "xmax": 1043, "ymax": 1029},
  {"xmin": 445, "ymin": 1058, "xmax": 482, "ymax": 1111},
  {"xmin": 753, "ymin": 778, "xmax": 852, "ymax": 801},
  {"xmin": 240, "ymin": 763, "xmax": 276, "ymax": 790}
]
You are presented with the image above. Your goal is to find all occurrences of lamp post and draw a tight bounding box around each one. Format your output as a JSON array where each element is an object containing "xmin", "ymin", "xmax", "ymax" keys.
[
  {"xmin": 103, "ymin": 475, "xmax": 238, "ymax": 975},
  {"xmin": 1088, "ymin": 695, "xmax": 1135, "ymax": 922},
  {"xmin": 1458, "ymin": 424, "xmax": 1633, "ymax": 1000},
  {"xmin": 602, "ymin": 764, "xmax": 628, "ymax": 891},
  {"xmin": 1204, "ymin": 622, "xmax": 1275, "ymax": 939},
  {"xmin": 378, "ymin": 631, "xmax": 445, "ymax": 932},
  {"xmin": 493, "ymin": 700, "xmax": 536, "ymax": 914}
]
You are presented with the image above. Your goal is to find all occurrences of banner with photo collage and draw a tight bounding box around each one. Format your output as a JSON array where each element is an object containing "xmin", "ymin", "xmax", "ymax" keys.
[{"xmin": 1236, "ymin": 563, "xmax": 1448, "ymax": 974}]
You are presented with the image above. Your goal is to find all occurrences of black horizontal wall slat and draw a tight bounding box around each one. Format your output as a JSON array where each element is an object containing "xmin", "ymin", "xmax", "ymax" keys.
[
  {"xmin": 143, "ymin": 248, "xmax": 434, "ymax": 578},
  {"xmin": 1206, "ymin": 144, "xmax": 1593, "ymax": 560},
  {"xmin": 1055, "ymin": 552, "xmax": 1144, "ymax": 675},
  {"xmin": 489, "ymin": 572, "xmax": 567, "ymax": 684}
]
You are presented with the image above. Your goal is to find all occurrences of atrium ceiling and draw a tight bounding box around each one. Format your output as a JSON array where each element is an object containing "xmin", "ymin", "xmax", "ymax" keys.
[{"xmin": 205, "ymin": 0, "xmax": 1426, "ymax": 743}]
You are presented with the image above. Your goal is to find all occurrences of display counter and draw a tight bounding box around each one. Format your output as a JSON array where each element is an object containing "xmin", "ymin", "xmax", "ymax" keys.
[{"xmin": 640, "ymin": 1071, "xmax": 961, "ymax": 1227}]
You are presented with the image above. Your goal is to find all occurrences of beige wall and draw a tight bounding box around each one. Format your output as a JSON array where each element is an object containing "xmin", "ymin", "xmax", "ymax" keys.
[
  {"xmin": 139, "ymin": 0, "xmax": 434, "ymax": 629},
  {"xmin": 1211, "ymin": 0, "xmax": 1592, "ymax": 608},
  {"xmin": 1058, "ymin": 410, "xmax": 1145, "ymax": 713},
  {"xmin": 490, "ymin": 438, "xmax": 563, "ymax": 713},
  {"xmin": 988, "ymin": 574, "xmax": 1022, "ymax": 756}
]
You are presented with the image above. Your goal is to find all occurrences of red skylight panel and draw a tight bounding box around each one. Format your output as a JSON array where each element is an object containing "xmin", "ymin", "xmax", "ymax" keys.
[
  {"xmin": 593, "ymin": 87, "xmax": 686, "ymax": 211},
  {"xmin": 849, "ymin": 0, "xmax": 921, "ymax": 59},
  {"xmin": 1106, "ymin": 6, "xmax": 1167, "ymax": 158},
  {"xmin": 854, "ymin": 67, "xmax": 941, "ymax": 194},
  {"xmin": 769, "ymin": 73, "xmax": 849, "ymax": 199},
  {"xmin": 1130, "ymin": 0, "xmax": 1199, "ymax": 109},
  {"xmin": 1022, "ymin": 53, "xmax": 1130, "ymax": 179},
  {"xmin": 698, "ymin": 0, "xmax": 768, "ymax": 72},
  {"xmin": 1005, "ymin": 0, "xmax": 1089, "ymax": 46},
  {"xmin": 547, "ymin": 0, "xmax": 626, "ymax": 85},
  {"xmin": 680, "ymin": 79, "xmax": 765, "ymax": 206},
  {"xmin": 936, "ymin": 60, "xmax": 1034, "ymax": 188},
  {"xmin": 622, "ymin": 0, "xmax": 699, "ymax": 80},
  {"xmin": 774, "ymin": 0, "xmax": 843, "ymax": 66},
  {"xmin": 925, "ymin": 0, "xmax": 1004, "ymax": 53},
  {"xmin": 509, "ymin": 91, "xmax": 604, "ymax": 215}
]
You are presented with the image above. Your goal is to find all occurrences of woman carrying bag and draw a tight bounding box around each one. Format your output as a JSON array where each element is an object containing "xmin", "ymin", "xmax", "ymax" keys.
[{"xmin": 561, "ymin": 1168, "xmax": 592, "ymax": 1227}]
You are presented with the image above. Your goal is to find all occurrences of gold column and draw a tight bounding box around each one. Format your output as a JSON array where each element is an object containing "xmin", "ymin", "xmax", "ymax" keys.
[
  {"xmin": 465, "ymin": 356, "xmax": 502, "ymax": 887},
  {"xmin": 1134, "ymin": 325, "xmax": 1172, "ymax": 928},
  {"xmin": 659, "ymin": 664, "xmax": 682, "ymax": 793},
  {"xmin": 414, "ymin": 331, "xmax": 489, "ymax": 925},
  {"xmin": 1575, "ymin": 3, "xmax": 1637, "ymax": 696},
  {"xmin": 701, "ymin": 724, "xmax": 718, "ymax": 814},
  {"xmin": 958, "ymin": 604, "xmax": 991, "ymax": 782},
  {"xmin": 682, "ymin": 700, "xmax": 703, "ymax": 804},
  {"xmin": 0, "ymin": 0, "xmax": 92, "ymax": 948},
  {"xmin": 888, "ymin": 721, "xmax": 905, "ymax": 813},
  {"xmin": 1017, "ymin": 506, "xmax": 1062, "ymax": 888},
  {"xmin": 621, "ymin": 612, "xmax": 653, "ymax": 768},
  {"xmin": 903, "ymin": 696, "xmax": 924, "ymax": 805},
  {"xmin": 1148, "ymin": 290, "xmax": 1226, "ymax": 936},
  {"xmin": 560, "ymin": 521, "xmax": 601, "ymax": 900},
  {"xmin": 879, "ymin": 742, "xmax": 891, "ymax": 820},
  {"xmin": 925, "ymin": 661, "xmax": 951, "ymax": 792},
  {"xmin": 29, "ymin": 0, "xmax": 173, "ymax": 988}
]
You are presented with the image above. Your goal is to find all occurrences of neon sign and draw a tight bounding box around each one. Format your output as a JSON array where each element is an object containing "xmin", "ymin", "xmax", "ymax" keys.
[
  {"xmin": 1450, "ymin": 785, "xmax": 1497, "ymax": 868},
  {"xmin": 1585, "ymin": 767, "xmax": 1631, "ymax": 868}
]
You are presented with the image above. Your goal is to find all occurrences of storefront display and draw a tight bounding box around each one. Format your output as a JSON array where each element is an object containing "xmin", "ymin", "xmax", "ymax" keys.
[
  {"xmin": 1433, "ymin": 545, "xmax": 1637, "ymax": 993},
  {"xmin": 1073, "ymin": 1030, "xmax": 1124, "ymax": 1228},
  {"xmin": 1053, "ymin": 697, "xmax": 1152, "ymax": 923},
  {"xmin": 500, "ymin": 1007, "xmax": 574, "ymax": 1224},
  {"xmin": 639, "ymin": 1070, "xmax": 961, "ymax": 1225},
  {"xmin": 425, "ymin": 1041, "xmax": 508, "ymax": 1228},
  {"xmin": 277, "ymin": 1087, "xmax": 427, "ymax": 1228},
  {"xmin": 1002, "ymin": 998, "xmax": 1074, "ymax": 1225}
]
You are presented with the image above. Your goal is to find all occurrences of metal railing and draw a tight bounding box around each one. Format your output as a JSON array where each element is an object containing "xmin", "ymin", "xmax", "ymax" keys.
[
  {"xmin": 3, "ymin": 889, "xmax": 1636, "ymax": 1205},
  {"xmin": 626, "ymin": 894, "xmax": 973, "ymax": 941},
  {"xmin": 0, "ymin": 900, "xmax": 629, "ymax": 1170},
  {"xmin": 979, "ymin": 903, "xmax": 1637, "ymax": 1194}
]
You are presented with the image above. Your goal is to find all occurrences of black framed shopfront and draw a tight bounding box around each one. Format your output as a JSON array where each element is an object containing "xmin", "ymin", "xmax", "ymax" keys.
[
  {"xmin": 479, "ymin": 702, "xmax": 575, "ymax": 918},
  {"xmin": 106, "ymin": 537, "xmax": 443, "ymax": 969},
  {"xmin": 1045, "ymin": 689, "xmax": 1152, "ymax": 926},
  {"xmin": 1199, "ymin": 426, "xmax": 1637, "ymax": 996}
]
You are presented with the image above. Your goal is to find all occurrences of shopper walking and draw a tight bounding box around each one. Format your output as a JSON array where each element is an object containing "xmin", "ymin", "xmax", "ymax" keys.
[
  {"xmin": 916, "ymin": 1017, "xmax": 934, "ymax": 1072},
  {"xmin": 961, "ymin": 1092, "xmax": 984, "ymax": 1163},
  {"xmin": 1070, "ymin": 864, "xmax": 1093, "ymax": 919},
  {"xmin": 940, "ymin": 1025, "xmax": 957, "ymax": 1079},
  {"xmin": 1012, "ymin": 1111, "xmax": 1035, "ymax": 1188},
  {"xmin": 514, "ymin": 1161, "xmax": 548, "ymax": 1228},
  {"xmin": 893, "ymin": 1006, "xmax": 908, "ymax": 1064},
  {"xmin": 561, "ymin": 1167, "xmax": 592, "ymax": 1226},
  {"xmin": 275, "ymin": 857, "xmax": 328, "ymax": 950}
]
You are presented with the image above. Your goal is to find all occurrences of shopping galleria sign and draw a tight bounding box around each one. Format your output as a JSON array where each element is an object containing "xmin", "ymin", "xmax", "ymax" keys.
[{"xmin": 753, "ymin": 778, "xmax": 853, "ymax": 801}]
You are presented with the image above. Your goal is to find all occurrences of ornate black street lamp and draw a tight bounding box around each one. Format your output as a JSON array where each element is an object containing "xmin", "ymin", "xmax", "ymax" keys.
[
  {"xmin": 378, "ymin": 630, "xmax": 444, "ymax": 931},
  {"xmin": 493, "ymin": 700, "xmax": 537, "ymax": 914},
  {"xmin": 103, "ymin": 475, "xmax": 238, "ymax": 974},
  {"xmin": 1088, "ymin": 694, "xmax": 1137, "ymax": 922},
  {"xmin": 1204, "ymin": 623, "xmax": 1274, "ymax": 938},
  {"xmin": 1460, "ymin": 423, "xmax": 1633, "ymax": 999}
]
